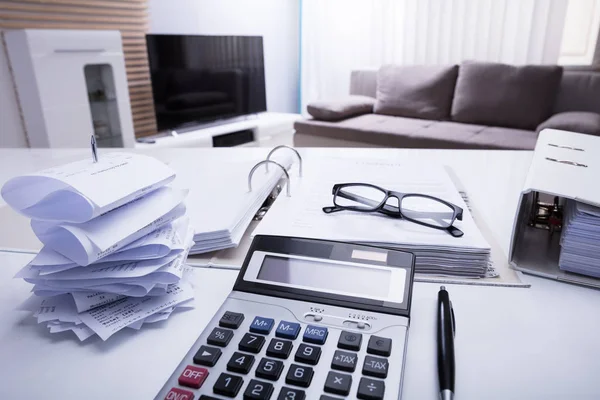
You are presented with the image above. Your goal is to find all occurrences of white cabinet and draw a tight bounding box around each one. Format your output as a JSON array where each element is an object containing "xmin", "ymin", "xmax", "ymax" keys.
[{"xmin": 4, "ymin": 29, "xmax": 135, "ymax": 148}]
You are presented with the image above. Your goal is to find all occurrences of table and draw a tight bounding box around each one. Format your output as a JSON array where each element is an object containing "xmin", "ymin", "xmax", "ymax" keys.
[{"xmin": 0, "ymin": 148, "xmax": 599, "ymax": 400}]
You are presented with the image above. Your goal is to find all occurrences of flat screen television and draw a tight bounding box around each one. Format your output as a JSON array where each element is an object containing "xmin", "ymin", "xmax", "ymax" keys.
[{"xmin": 146, "ymin": 34, "xmax": 267, "ymax": 132}]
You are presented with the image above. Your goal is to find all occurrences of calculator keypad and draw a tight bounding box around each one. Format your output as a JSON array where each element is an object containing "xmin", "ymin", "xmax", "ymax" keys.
[
  {"xmin": 207, "ymin": 327, "xmax": 234, "ymax": 347},
  {"xmin": 162, "ymin": 309, "xmax": 400, "ymax": 400},
  {"xmin": 239, "ymin": 333, "xmax": 266, "ymax": 354},
  {"xmin": 226, "ymin": 352, "xmax": 255, "ymax": 374},
  {"xmin": 331, "ymin": 350, "xmax": 358, "ymax": 372},
  {"xmin": 277, "ymin": 387, "xmax": 305, "ymax": 400},
  {"xmin": 255, "ymin": 358, "xmax": 284, "ymax": 381},
  {"xmin": 193, "ymin": 345, "xmax": 221, "ymax": 367},
  {"xmin": 294, "ymin": 344, "xmax": 321, "ymax": 365},
  {"xmin": 213, "ymin": 373, "xmax": 244, "ymax": 397},
  {"xmin": 243, "ymin": 379, "xmax": 274, "ymax": 400},
  {"xmin": 285, "ymin": 364, "xmax": 314, "ymax": 388},
  {"xmin": 324, "ymin": 371, "xmax": 352, "ymax": 396},
  {"xmin": 266, "ymin": 338, "xmax": 293, "ymax": 359}
]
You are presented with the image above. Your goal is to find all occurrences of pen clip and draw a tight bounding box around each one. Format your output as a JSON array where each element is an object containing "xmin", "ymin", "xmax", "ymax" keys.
[{"xmin": 450, "ymin": 301, "xmax": 456, "ymax": 337}]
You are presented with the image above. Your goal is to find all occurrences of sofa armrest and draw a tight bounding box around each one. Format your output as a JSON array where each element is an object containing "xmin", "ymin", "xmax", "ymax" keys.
[
  {"xmin": 536, "ymin": 111, "xmax": 600, "ymax": 136},
  {"xmin": 307, "ymin": 95, "xmax": 375, "ymax": 121}
]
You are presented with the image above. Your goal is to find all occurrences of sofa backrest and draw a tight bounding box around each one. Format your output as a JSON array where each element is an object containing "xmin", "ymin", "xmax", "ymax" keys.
[
  {"xmin": 554, "ymin": 68, "xmax": 600, "ymax": 115},
  {"xmin": 349, "ymin": 69, "xmax": 378, "ymax": 98},
  {"xmin": 350, "ymin": 66, "xmax": 600, "ymax": 115}
]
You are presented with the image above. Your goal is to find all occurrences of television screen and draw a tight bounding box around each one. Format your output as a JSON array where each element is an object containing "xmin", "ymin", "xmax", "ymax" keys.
[{"xmin": 146, "ymin": 34, "xmax": 267, "ymax": 131}]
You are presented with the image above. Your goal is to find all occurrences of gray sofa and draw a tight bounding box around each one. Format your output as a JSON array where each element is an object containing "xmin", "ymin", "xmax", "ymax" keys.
[{"xmin": 294, "ymin": 62, "xmax": 600, "ymax": 149}]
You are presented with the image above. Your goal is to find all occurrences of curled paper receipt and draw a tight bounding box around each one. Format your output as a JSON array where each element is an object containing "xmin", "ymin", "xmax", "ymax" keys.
[{"xmin": 1, "ymin": 153, "xmax": 175, "ymax": 223}]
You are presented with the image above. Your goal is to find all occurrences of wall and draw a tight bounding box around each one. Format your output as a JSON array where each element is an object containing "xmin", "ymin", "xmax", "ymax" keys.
[
  {"xmin": 148, "ymin": 0, "xmax": 300, "ymax": 114},
  {"xmin": 0, "ymin": 33, "xmax": 27, "ymax": 147}
]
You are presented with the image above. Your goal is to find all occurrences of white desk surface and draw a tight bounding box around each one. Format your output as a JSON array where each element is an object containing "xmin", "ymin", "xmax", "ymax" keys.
[{"xmin": 0, "ymin": 148, "xmax": 599, "ymax": 400}]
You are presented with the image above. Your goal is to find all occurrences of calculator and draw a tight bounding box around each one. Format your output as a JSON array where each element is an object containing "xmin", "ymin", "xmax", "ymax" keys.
[{"xmin": 156, "ymin": 235, "xmax": 415, "ymax": 400}]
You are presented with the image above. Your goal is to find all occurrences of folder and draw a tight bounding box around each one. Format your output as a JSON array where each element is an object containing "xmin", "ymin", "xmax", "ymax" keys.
[{"xmin": 509, "ymin": 129, "xmax": 600, "ymax": 288}]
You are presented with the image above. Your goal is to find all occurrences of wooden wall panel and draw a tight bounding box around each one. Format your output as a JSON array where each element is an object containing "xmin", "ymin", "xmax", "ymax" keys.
[{"xmin": 0, "ymin": 0, "xmax": 157, "ymax": 138}]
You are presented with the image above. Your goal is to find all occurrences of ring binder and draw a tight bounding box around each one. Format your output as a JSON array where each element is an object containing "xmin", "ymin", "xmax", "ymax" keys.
[
  {"xmin": 266, "ymin": 145, "xmax": 303, "ymax": 177},
  {"xmin": 248, "ymin": 160, "xmax": 291, "ymax": 197}
]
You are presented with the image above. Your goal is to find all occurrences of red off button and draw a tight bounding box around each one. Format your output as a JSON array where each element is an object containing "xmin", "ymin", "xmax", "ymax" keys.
[
  {"xmin": 164, "ymin": 387, "xmax": 194, "ymax": 400},
  {"xmin": 178, "ymin": 365, "xmax": 209, "ymax": 389}
]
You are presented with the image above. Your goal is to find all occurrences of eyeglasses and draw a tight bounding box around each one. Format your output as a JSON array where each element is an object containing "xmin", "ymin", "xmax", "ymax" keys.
[{"xmin": 322, "ymin": 183, "xmax": 464, "ymax": 237}]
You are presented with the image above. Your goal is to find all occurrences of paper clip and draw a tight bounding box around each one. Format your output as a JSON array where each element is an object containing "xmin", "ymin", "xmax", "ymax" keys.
[
  {"xmin": 248, "ymin": 160, "xmax": 291, "ymax": 197},
  {"xmin": 90, "ymin": 134, "xmax": 98, "ymax": 163},
  {"xmin": 265, "ymin": 145, "xmax": 302, "ymax": 177}
]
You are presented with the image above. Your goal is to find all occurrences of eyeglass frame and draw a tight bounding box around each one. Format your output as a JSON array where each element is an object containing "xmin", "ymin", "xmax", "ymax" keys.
[{"xmin": 322, "ymin": 182, "xmax": 465, "ymax": 237}]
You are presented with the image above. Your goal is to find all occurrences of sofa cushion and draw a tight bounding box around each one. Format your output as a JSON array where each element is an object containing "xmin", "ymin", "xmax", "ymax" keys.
[
  {"xmin": 374, "ymin": 65, "xmax": 459, "ymax": 120},
  {"xmin": 536, "ymin": 112, "xmax": 600, "ymax": 136},
  {"xmin": 307, "ymin": 95, "xmax": 376, "ymax": 121},
  {"xmin": 294, "ymin": 115, "xmax": 536, "ymax": 150},
  {"xmin": 554, "ymin": 71, "xmax": 600, "ymax": 115},
  {"xmin": 451, "ymin": 61, "xmax": 563, "ymax": 130}
]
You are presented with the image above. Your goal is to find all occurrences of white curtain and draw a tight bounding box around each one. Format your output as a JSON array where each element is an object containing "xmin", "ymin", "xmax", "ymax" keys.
[{"xmin": 300, "ymin": 0, "xmax": 569, "ymax": 112}]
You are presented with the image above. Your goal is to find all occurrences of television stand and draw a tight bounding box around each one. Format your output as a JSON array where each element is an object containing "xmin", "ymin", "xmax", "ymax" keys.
[{"xmin": 135, "ymin": 112, "xmax": 301, "ymax": 149}]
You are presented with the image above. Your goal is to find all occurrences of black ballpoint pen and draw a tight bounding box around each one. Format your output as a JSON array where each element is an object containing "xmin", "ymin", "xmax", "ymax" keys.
[{"xmin": 437, "ymin": 286, "xmax": 456, "ymax": 400}]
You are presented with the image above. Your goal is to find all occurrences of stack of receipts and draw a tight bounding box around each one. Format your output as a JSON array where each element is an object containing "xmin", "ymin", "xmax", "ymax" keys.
[
  {"xmin": 1, "ymin": 153, "xmax": 195, "ymax": 341},
  {"xmin": 169, "ymin": 152, "xmax": 294, "ymax": 254},
  {"xmin": 559, "ymin": 200, "xmax": 600, "ymax": 278},
  {"xmin": 254, "ymin": 157, "xmax": 491, "ymax": 278}
]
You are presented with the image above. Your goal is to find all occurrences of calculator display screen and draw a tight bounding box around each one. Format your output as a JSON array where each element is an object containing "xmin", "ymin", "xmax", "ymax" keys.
[{"xmin": 256, "ymin": 254, "xmax": 403, "ymax": 302}]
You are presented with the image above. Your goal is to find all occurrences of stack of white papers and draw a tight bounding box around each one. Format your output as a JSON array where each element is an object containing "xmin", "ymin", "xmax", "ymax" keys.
[
  {"xmin": 1, "ymin": 153, "xmax": 195, "ymax": 341},
  {"xmin": 169, "ymin": 153, "xmax": 294, "ymax": 254},
  {"xmin": 559, "ymin": 200, "xmax": 600, "ymax": 278},
  {"xmin": 254, "ymin": 157, "xmax": 491, "ymax": 278}
]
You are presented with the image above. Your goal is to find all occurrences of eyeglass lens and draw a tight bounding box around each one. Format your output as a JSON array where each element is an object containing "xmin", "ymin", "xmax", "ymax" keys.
[
  {"xmin": 401, "ymin": 196, "xmax": 455, "ymax": 228},
  {"xmin": 334, "ymin": 185, "xmax": 387, "ymax": 210}
]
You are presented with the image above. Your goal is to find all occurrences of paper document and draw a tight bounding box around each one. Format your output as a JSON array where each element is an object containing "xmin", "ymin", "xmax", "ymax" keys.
[
  {"xmin": 1, "ymin": 153, "xmax": 175, "ymax": 223},
  {"xmin": 254, "ymin": 157, "xmax": 491, "ymax": 277},
  {"xmin": 30, "ymin": 187, "xmax": 187, "ymax": 265}
]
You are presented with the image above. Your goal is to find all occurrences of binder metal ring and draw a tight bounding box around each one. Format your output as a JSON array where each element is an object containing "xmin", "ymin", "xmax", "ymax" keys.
[
  {"xmin": 266, "ymin": 145, "xmax": 302, "ymax": 177},
  {"xmin": 248, "ymin": 160, "xmax": 291, "ymax": 197}
]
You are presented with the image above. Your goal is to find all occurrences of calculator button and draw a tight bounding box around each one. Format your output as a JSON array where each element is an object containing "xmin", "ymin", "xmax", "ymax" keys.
[
  {"xmin": 324, "ymin": 371, "xmax": 352, "ymax": 396},
  {"xmin": 219, "ymin": 311, "xmax": 245, "ymax": 329},
  {"xmin": 362, "ymin": 355, "xmax": 389, "ymax": 378},
  {"xmin": 266, "ymin": 338, "xmax": 293, "ymax": 359},
  {"xmin": 302, "ymin": 325, "xmax": 328, "ymax": 344},
  {"xmin": 294, "ymin": 343, "xmax": 321, "ymax": 365},
  {"xmin": 277, "ymin": 387, "xmax": 306, "ymax": 400},
  {"xmin": 256, "ymin": 358, "xmax": 284, "ymax": 381},
  {"xmin": 207, "ymin": 327, "xmax": 234, "ymax": 347},
  {"xmin": 357, "ymin": 377, "xmax": 385, "ymax": 400},
  {"xmin": 338, "ymin": 330, "xmax": 362, "ymax": 351},
  {"xmin": 239, "ymin": 333, "xmax": 266, "ymax": 353},
  {"xmin": 250, "ymin": 316, "xmax": 275, "ymax": 334},
  {"xmin": 178, "ymin": 365, "xmax": 209, "ymax": 389},
  {"xmin": 275, "ymin": 320, "xmax": 301, "ymax": 339},
  {"xmin": 367, "ymin": 336, "xmax": 392, "ymax": 357},
  {"xmin": 193, "ymin": 345, "xmax": 222, "ymax": 367},
  {"xmin": 285, "ymin": 364, "xmax": 314, "ymax": 387},
  {"xmin": 319, "ymin": 396, "xmax": 339, "ymax": 400},
  {"xmin": 213, "ymin": 373, "xmax": 244, "ymax": 397},
  {"xmin": 227, "ymin": 351, "xmax": 255, "ymax": 374},
  {"xmin": 164, "ymin": 388, "xmax": 194, "ymax": 400},
  {"xmin": 331, "ymin": 350, "xmax": 358, "ymax": 372},
  {"xmin": 199, "ymin": 396, "xmax": 219, "ymax": 400},
  {"xmin": 244, "ymin": 379, "xmax": 274, "ymax": 400}
]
